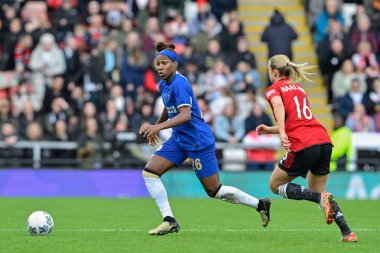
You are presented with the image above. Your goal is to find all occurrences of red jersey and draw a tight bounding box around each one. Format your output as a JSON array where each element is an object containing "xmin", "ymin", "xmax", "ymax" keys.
[{"xmin": 265, "ymin": 78, "xmax": 331, "ymax": 152}]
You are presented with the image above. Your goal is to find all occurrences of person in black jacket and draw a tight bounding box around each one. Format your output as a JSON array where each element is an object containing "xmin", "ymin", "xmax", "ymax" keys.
[{"xmin": 261, "ymin": 9, "xmax": 298, "ymax": 60}]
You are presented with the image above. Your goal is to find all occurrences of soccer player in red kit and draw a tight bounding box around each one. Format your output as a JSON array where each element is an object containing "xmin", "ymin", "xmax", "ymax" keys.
[{"xmin": 256, "ymin": 54, "xmax": 357, "ymax": 242}]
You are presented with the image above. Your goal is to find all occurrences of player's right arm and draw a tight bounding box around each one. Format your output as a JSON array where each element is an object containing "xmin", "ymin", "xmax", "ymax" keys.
[
  {"xmin": 270, "ymin": 96, "xmax": 291, "ymax": 150},
  {"xmin": 256, "ymin": 124, "xmax": 279, "ymax": 135}
]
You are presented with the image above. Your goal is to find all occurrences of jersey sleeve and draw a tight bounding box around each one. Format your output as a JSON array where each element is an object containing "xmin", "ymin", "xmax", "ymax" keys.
[
  {"xmin": 158, "ymin": 81, "xmax": 164, "ymax": 93},
  {"xmin": 265, "ymin": 86, "xmax": 281, "ymax": 103},
  {"xmin": 173, "ymin": 81, "xmax": 193, "ymax": 109}
]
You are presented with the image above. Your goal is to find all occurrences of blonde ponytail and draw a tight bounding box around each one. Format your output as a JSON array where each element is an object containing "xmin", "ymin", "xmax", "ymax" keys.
[{"xmin": 269, "ymin": 54, "xmax": 316, "ymax": 84}]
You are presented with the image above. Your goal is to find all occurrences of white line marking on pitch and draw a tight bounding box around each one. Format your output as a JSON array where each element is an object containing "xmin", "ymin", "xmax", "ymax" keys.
[{"xmin": 1, "ymin": 228, "xmax": 379, "ymax": 232}]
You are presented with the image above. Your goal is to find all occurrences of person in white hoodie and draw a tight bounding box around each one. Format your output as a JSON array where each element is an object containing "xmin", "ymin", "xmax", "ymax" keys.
[{"xmin": 29, "ymin": 33, "xmax": 66, "ymax": 110}]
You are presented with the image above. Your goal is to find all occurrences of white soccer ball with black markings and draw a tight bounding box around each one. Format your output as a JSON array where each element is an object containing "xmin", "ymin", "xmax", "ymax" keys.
[{"xmin": 27, "ymin": 211, "xmax": 54, "ymax": 236}]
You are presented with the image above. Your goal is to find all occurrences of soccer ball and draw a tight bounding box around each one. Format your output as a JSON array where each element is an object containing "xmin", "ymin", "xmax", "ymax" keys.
[{"xmin": 27, "ymin": 211, "xmax": 54, "ymax": 236}]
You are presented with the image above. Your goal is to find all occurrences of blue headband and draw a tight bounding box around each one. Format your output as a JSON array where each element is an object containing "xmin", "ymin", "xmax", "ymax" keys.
[{"xmin": 158, "ymin": 49, "xmax": 178, "ymax": 62}]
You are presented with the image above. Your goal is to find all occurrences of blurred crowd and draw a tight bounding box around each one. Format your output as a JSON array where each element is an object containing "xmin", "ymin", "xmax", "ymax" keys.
[
  {"xmin": 1, "ymin": 0, "xmax": 379, "ymax": 170},
  {"xmin": 306, "ymin": 0, "xmax": 380, "ymax": 133},
  {"xmin": 0, "ymin": 0, "xmax": 273, "ymax": 167},
  {"xmin": 305, "ymin": 0, "xmax": 380, "ymax": 170}
]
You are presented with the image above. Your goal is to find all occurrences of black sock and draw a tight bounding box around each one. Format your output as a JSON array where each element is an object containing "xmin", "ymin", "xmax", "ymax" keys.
[
  {"xmin": 280, "ymin": 183, "xmax": 320, "ymax": 203},
  {"xmin": 163, "ymin": 216, "xmax": 176, "ymax": 223},
  {"xmin": 332, "ymin": 199, "xmax": 351, "ymax": 236}
]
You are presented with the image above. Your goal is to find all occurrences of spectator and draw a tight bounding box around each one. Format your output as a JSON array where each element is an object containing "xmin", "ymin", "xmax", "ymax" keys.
[
  {"xmin": 351, "ymin": 14, "xmax": 378, "ymax": 54},
  {"xmin": 351, "ymin": 41, "xmax": 380, "ymax": 80},
  {"xmin": 141, "ymin": 17, "xmax": 162, "ymax": 54},
  {"xmin": 192, "ymin": 15, "xmax": 222, "ymax": 54},
  {"xmin": 0, "ymin": 122, "xmax": 21, "ymax": 162},
  {"xmin": 30, "ymin": 13, "xmax": 54, "ymax": 47},
  {"xmin": 80, "ymin": 101, "xmax": 97, "ymax": 130},
  {"xmin": 202, "ymin": 59, "xmax": 232, "ymax": 103},
  {"xmin": 17, "ymin": 100, "xmax": 43, "ymax": 139},
  {"xmin": 14, "ymin": 34, "xmax": 33, "ymax": 73},
  {"xmin": 86, "ymin": 14, "xmax": 109, "ymax": 49},
  {"xmin": 11, "ymin": 78, "xmax": 39, "ymax": 115},
  {"xmin": 213, "ymin": 103, "xmax": 244, "ymax": 143},
  {"xmin": 68, "ymin": 86, "xmax": 86, "ymax": 116},
  {"xmin": 178, "ymin": 42, "xmax": 202, "ymax": 72},
  {"xmin": 261, "ymin": 9, "xmax": 298, "ymax": 60},
  {"xmin": 369, "ymin": 78, "xmax": 380, "ymax": 131},
  {"xmin": 227, "ymin": 36, "xmax": 257, "ymax": 71},
  {"xmin": 338, "ymin": 78, "xmax": 372, "ymax": 118},
  {"xmin": 62, "ymin": 36, "xmax": 81, "ymax": 82},
  {"xmin": 189, "ymin": 2, "xmax": 218, "ymax": 36},
  {"xmin": 108, "ymin": 84, "xmax": 126, "ymax": 112},
  {"xmin": 319, "ymin": 39, "xmax": 351, "ymax": 103},
  {"xmin": 99, "ymin": 38, "xmax": 121, "ymax": 87},
  {"xmin": 231, "ymin": 61, "xmax": 262, "ymax": 94},
  {"xmin": 112, "ymin": 18, "xmax": 135, "ymax": 50},
  {"xmin": 99, "ymin": 99, "xmax": 128, "ymax": 137},
  {"xmin": 44, "ymin": 97, "xmax": 71, "ymax": 134},
  {"xmin": 77, "ymin": 117, "xmax": 103, "ymax": 169},
  {"xmin": 200, "ymin": 39, "xmax": 225, "ymax": 71},
  {"xmin": 331, "ymin": 59, "xmax": 367, "ymax": 101},
  {"xmin": 0, "ymin": 122, "xmax": 18, "ymax": 146},
  {"xmin": 317, "ymin": 19, "xmax": 353, "ymax": 61},
  {"xmin": 137, "ymin": 0, "xmax": 164, "ymax": 29},
  {"xmin": 70, "ymin": 49, "xmax": 105, "ymax": 105},
  {"xmin": 330, "ymin": 113, "xmax": 353, "ymax": 171},
  {"xmin": 0, "ymin": 99, "xmax": 15, "ymax": 127},
  {"xmin": 197, "ymin": 97, "xmax": 214, "ymax": 125},
  {"xmin": 182, "ymin": 59, "xmax": 201, "ymax": 88},
  {"xmin": 348, "ymin": 3, "xmax": 367, "ymax": 34},
  {"xmin": 1, "ymin": 18, "xmax": 23, "ymax": 70},
  {"xmin": 364, "ymin": 0, "xmax": 380, "ymax": 32},
  {"xmin": 25, "ymin": 121, "xmax": 44, "ymax": 141},
  {"xmin": 29, "ymin": 33, "xmax": 66, "ymax": 110},
  {"xmin": 244, "ymin": 103, "xmax": 272, "ymax": 135},
  {"xmin": 209, "ymin": 0, "xmax": 237, "ymax": 22},
  {"xmin": 50, "ymin": 120, "xmax": 76, "ymax": 161},
  {"xmin": 54, "ymin": 0, "xmax": 79, "ymax": 42},
  {"xmin": 130, "ymin": 103, "xmax": 156, "ymax": 131},
  {"xmin": 346, "ymin": 103, "xmax": 376, "ymax": 132},
  {"xmin": 42, "ymin": 75, "xmax": 69, "ymax": 113},
  {"xmin": 219, "ymin": 19, "xmax": 244, "ymax": 54},
  {"xmin": 314, "ymin": 0, "xmax": 345, "ymax": 43},
  {"xmin": 120, "ymin": 31, "xmax": 148, "ymax": 101}
]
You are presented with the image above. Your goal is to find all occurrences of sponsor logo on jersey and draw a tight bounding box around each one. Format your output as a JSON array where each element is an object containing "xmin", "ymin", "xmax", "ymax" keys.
[
  {"xmin": 266, "ymin": 89, "xmax": 276, "ymax": 99},
  {"xmin": 166, "ymin": 106, "xmax": 178, "ymax": 114}
]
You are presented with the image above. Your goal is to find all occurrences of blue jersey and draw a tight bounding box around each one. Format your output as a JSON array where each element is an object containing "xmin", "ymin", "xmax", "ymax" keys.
[{"xmin": 158, "ymin": 72, "xmax": 215, "ymax": 151}]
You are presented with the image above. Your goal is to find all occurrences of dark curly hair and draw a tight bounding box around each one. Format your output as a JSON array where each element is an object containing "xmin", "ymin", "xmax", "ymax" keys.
[{"xmin": 155, "ymin": 42, "xmax": 175, "ymax": 52}]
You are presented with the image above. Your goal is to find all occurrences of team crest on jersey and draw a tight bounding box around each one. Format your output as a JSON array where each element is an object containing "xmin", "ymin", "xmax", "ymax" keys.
[{"xmin": 165, "ymin": 94, "xmax": 171, "ymax": 103}]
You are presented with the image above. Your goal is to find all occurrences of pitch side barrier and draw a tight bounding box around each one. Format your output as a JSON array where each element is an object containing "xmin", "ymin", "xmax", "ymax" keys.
[
  {"xmin": 0, "ymin": 133, "xmax": 379, "ymax": 171},
  {"xmin": 0, "ymin": 169, "xmax": 379, "ymax": 199}
]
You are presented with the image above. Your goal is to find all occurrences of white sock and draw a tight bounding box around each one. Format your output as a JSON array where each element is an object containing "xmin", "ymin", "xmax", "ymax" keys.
[
  {"xmin": 215, "ymin": 185, "xmax": 259, "ymax": 209},
  {"xmin": 143, "ymin": 172, "xmax": 174, "ymax": 218},
  {"xmin": 278, "ymin": 183, "xmax": 288, "ymax": 198}
]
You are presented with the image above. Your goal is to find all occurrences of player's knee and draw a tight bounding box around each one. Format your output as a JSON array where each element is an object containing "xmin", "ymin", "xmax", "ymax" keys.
[
  {"xmin": 142, "ymin": 168, "xmax": 160, "ymax": 178},
  {"xmin": 269, "ymin": 181, "xmax": 279, "ymax": 194}
]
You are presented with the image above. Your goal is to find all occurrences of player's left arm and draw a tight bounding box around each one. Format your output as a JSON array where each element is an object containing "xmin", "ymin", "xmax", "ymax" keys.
[{"xmin": 270, "ymin": 96, "xmax": 290, "ymax": 149}]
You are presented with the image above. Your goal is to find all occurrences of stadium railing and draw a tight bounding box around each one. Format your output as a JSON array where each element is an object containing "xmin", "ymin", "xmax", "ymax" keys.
[{"xmin": 0, "ymin": 138, "xmax": 379, "ymax": 171}]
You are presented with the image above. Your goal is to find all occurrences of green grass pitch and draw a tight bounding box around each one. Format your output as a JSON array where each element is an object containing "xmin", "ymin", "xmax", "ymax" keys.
[{"xmin": 0, "ymin": 198, "xmax": 379, "ymax": 253}]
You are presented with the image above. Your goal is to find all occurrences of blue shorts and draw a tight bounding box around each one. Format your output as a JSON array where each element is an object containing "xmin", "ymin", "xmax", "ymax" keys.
[{"xmin": 154, "ymin": 137, "xmax": 219, "ymax": 179}]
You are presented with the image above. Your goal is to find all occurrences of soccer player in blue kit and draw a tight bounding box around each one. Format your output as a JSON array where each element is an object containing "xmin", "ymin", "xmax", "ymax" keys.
[{"xmin": 139, "ymin": 42, "xmax": 271, "ymax": 235}]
